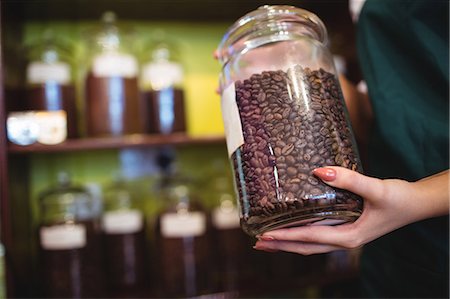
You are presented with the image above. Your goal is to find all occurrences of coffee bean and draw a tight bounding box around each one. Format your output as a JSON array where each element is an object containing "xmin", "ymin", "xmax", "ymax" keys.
[
  {"xmin": 250, "ymin": 157, "xmax": 261, "ymax": 168},
  {"xmin": 307, "ymin": 176, "xmax": 319, "ymax": 185},
  {"xmin": 287, "ymin": 167, "xmax": 298, "ymax": 176},
  {"xmin": 281, "ymin": 144, "xmax": 295, "ymax": 155},
  {"xmin": 310, "ymin": 155, "xmax": 322, "ymax": 165},
  {"xmin": 274, "ymin": 113, "xmax": 283, "ymax": 120},
  {"xmin": 265, "ymin": 114, "xmax": 274, "ymax": 122},
  {"xmin": 285, "ymin": 155, "xmax": 296, "ymax": 166}
]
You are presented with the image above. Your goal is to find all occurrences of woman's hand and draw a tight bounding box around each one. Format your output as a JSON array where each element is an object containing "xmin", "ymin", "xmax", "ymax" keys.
[{"xmin": 254, "ymin": 167, "xmax": 449, "ymax": 255}]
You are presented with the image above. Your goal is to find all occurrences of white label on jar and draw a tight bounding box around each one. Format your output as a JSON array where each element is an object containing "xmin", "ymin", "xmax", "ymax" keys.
[
  {"xmin": 212, "ymin": 206, "xmax": 240, "ymax": 229},
  {"xmin": 27, "ymin": 61, "xmax": 71, "ymax": 84},
  {"xmin": 141, "ymin": 61, "xmax": 183, "ymax": 90},
  {"xmin": 160, "ymin": 211, "xmax": 206, "ymax": 238},
  {"xmin": 102, "ymin": 210, "xmax": 144, "ymax": 234},
  {"xmin": 35, "ymin": 110, "xmax": 67, "ymax": 145},
  {"xmin": 92, "ymin": 52, "xmax": 138, "ymax": 78},
  {"xmin": 40, "ymin": 224, "xmax": 86, "ymax": 250},
  {"xmin": 6, "ymin": 111, "xmax": 39, "ymax": 145},
  {"xmin": 221, "ymin": 83, "xmax": 244, "ymax": 157}
]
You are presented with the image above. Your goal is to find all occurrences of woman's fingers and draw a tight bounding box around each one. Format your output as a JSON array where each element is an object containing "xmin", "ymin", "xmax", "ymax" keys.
[
  {"xmin": 258, "ymin": 222, "xmax": 362, "ymax": 249},
  {"xmin": 251, "ymin": 168, "xmax": 391, "ymax": 254},
  {"xmin": 313, "ymin": 166, "xmax": 385, "ymax": 202},
  {"xmin": 254, "ymin": 239, "xmax": 344, "ymax": 255}
]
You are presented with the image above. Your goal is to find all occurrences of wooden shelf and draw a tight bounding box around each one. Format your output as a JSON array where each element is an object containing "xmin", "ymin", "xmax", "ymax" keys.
[{"xmin": 7, "ymin": 133, "xmax": 226, "ymax": 154}]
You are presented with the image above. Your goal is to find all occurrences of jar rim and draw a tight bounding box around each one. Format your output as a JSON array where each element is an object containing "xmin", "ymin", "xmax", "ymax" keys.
[{"xmin": 217, "ymin": 5, "xmax": 328, "ymax": 65}]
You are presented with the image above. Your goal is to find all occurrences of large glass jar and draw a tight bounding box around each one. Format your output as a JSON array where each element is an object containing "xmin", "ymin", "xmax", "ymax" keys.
[
  {"xmin": 140, "ymin": 40, "xmax": 187, "ymax": 134},
  {"xmin": 101, "ymin": 176, "xmax": 147, "ymax": 297},
  {"xmin": 154, "ymin": 178, "xmax": 212, "ymax": 298},
  {"xmin": 217, "ymin": 5, "xmax": 363, "ymax": 236},
  {"xmin": 85, "ymin": 11, "xmax": 142, "ymax": 137},
  {"xmin": 25, "ymin": 33, "xmax": 78, "ymax": 140},
  {"xmin": 38, "ymin": 173, "xmax": 104, "ymax": 298}
]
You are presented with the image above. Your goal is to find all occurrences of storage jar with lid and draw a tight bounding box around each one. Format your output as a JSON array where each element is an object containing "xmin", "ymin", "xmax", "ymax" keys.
[
  {"xmin": 140, "ymin": 38, "xmax": 187, "ymax": 134},
  {"xmin": 154, "ymin": 174, "xmax": 212, "ymax": 297},
  {"xmin": 209, "ymin": 176, "xmax": 252, "ymax": 294},
  {"xmin": 216, "ymin": 5, "xmax": 363, "ymax": 237},
  {"xmin": 84, "ymin": 11, "xmax": 143, "ymax": 137},
  {"xmin": 101, "ymin": 175, "xmax": 147, "ymax": 296},
  {"xmin": 25, "ymin": 32, "xmax": 78, "ymax": 141},
  {"xmin": 38, "ymin": 172, "xmax": 104, "ymax": 298}
]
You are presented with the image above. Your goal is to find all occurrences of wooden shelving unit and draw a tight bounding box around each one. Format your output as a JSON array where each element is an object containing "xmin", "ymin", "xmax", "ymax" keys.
[{"xmin": 8, "ymin": 133, "xmax": 225, "ymax": 153}]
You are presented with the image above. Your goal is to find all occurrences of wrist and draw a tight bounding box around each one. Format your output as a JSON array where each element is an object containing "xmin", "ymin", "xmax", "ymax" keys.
[{"xmin": 410, "ymin": 171, "xmax": 449, "ymax": 220}]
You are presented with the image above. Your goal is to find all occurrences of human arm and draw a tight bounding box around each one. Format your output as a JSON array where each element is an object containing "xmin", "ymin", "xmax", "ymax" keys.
[{"xmin": 254, "ymin": 167, "xmax": 450, "ymax": 255}]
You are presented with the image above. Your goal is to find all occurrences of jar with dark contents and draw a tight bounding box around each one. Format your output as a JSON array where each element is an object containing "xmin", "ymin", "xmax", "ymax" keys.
[
  {"xmin": 38, "ymin": 173, "xmax": 104, "ymax": 298},
  {"xmin": 209, "ymin": 177, "xmax": 252, "ymax": 295},
  {"xmin": 84, "ymin": 11, "xmax": 143, "ymax": 137},
  {"xmin": 25, "ymin": 34, "xmax": 77, "ymax": 140},
  {"xmin": 154, "ymin": 180, "xmax": 212, "ymax": 298},
  {"xmin": 140, "ymin": 40, "xmax": 187, "ymax": 134},
  {"xmin": 217, "ymin": 5, "xmax": 363, "ymax": 237},
  {"xmin": 101, "ymin": 176, "xmax": 147, "ymax": 297}
]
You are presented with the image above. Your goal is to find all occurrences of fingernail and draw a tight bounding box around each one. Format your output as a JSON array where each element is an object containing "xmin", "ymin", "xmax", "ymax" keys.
[
  {"xmin": 253, "ymin": 244, "xmax": 278, "ymax": 252},
  {"xmin": 313, "ymin": 167, "xmax": 337, "ymax": 181},
  {"xmin": 257, "ymin": 235, "xmax": 275, "ymax": 241}
]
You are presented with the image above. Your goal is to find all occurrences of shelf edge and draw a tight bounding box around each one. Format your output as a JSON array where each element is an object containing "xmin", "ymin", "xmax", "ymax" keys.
[{"xmin": 7, "ymin": 133, "xmax": 226, "ymax": 154}]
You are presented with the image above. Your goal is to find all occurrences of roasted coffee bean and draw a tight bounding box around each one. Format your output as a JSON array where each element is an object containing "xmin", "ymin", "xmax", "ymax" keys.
[
  {"xmin": 230, "ymin": 66, "xmax": 362, "ymax": 221},
  {"xmin": 307, "ymin": 176, "xmax": 319, "ymax": 185},
  {"xmin": 310, "ymin": 155, "xmax": 322, "ymax": 165},
  {"xmin": 281, "ymin": 143, "xmax": 295, "ymax": 155},
  {"xmin": 286, "ymin": 167, "xmax": 298, "ymax": 177},
  {"xmin": 285, "ymin": 155, "xmax": 296, "ymax": 166}
]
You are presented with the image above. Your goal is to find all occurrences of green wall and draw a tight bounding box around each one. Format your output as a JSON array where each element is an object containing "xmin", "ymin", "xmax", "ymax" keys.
[{"xmin": 22, "ymin": 20, "xmax": 235, "ymax": 225}]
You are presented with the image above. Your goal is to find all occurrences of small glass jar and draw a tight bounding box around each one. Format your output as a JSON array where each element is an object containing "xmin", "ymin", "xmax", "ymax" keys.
[
  {"xmin": 25, "ymin": 33, "xmax": 77, "ymax": 140},
  {"xmin": 217, "ymin": 5, "xmax": 363, "ymax": 236},
  {"xmin": 101, "ymin": 176, "xmax": 146, "ymax": 296},
  {"xmin": 154, "ymin": 177, "xmax": 212, "ymax": 298},
  {"xmin": 84, "ymin": 11, "xmax": 142, "ymax": 137},
  {"xmin": 140, "ymin": 40, "xmax": 187, "ymax": 134},
  {"xmin": 38, "ymin": 173, "xmax": 104, "ymax": 298},
  {"xmin": 209, "ymin": 177, "xmax": 252, "ymax": 294}
]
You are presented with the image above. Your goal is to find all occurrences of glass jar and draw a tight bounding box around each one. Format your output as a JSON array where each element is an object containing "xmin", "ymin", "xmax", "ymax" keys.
[
  {"xmin": 84, "ymin": 11, "xmax": 142, "ymax": 137},
  {"xmin": 101, "ymin": 176, "xmax": 147, "ymax": 296},
  {"xmin": 140, "ymin": 40, "xmax": 187, "ymax": 134},
  {"xmin": 154, "ymin": 177, "xmax": 212, "ymax": 298},
  {"xmin": 25, "ymin": 33, "xmax": 77, "ymax": 140},
  {"xmin": 209, "ymin": 177, "xmax": 252, "ymax": 294},
  {"xmin": 38, "ymin": 173, "xmax": 104, "ymax": 298},
  {"xmin": 217, "ymin": 5, "xmax": 363, "ymax": 236}
]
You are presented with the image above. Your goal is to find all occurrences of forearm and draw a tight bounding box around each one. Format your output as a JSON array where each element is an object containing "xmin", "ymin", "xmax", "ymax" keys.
[{"xmin": 409, "ymin": 170, "xmax": 449, "ymax": 220}]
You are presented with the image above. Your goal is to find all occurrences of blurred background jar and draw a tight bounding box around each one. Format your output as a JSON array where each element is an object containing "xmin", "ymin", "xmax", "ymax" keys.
[
  {"xmin": 84, "ymin": 11, "xmax": 143, "ymax": 137},
  {"xmin": 209, "ymin": 176, "xmax": 253, "ymax": 295},
  {"xmin": 37, "ymin": 172, "xmax": 104, "ymax": 298},
  {"xmin": 140, "ymin": 37, "xmax": 187, "ymax": 135},
  {"xmin": 101, "ymin": 174, "xmax": 147, "ymax": 297},
  {"xmin": 153, "ymin": 169, "xmax": 212, "ymax": 298},
  {"xmin": 24, "ymin": 31, "xmax": 77, "ymax": 140}
]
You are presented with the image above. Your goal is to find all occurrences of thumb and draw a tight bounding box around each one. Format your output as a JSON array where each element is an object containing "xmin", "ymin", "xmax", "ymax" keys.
[{"xmin": 313, "ymin": 166, "xmax": 385, "ymax": 200}]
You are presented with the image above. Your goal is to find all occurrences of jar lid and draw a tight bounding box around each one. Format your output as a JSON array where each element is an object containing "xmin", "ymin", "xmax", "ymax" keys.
[{"xmin": 217, "ymin": 5, "xmax": 328, "ymax": 65}]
